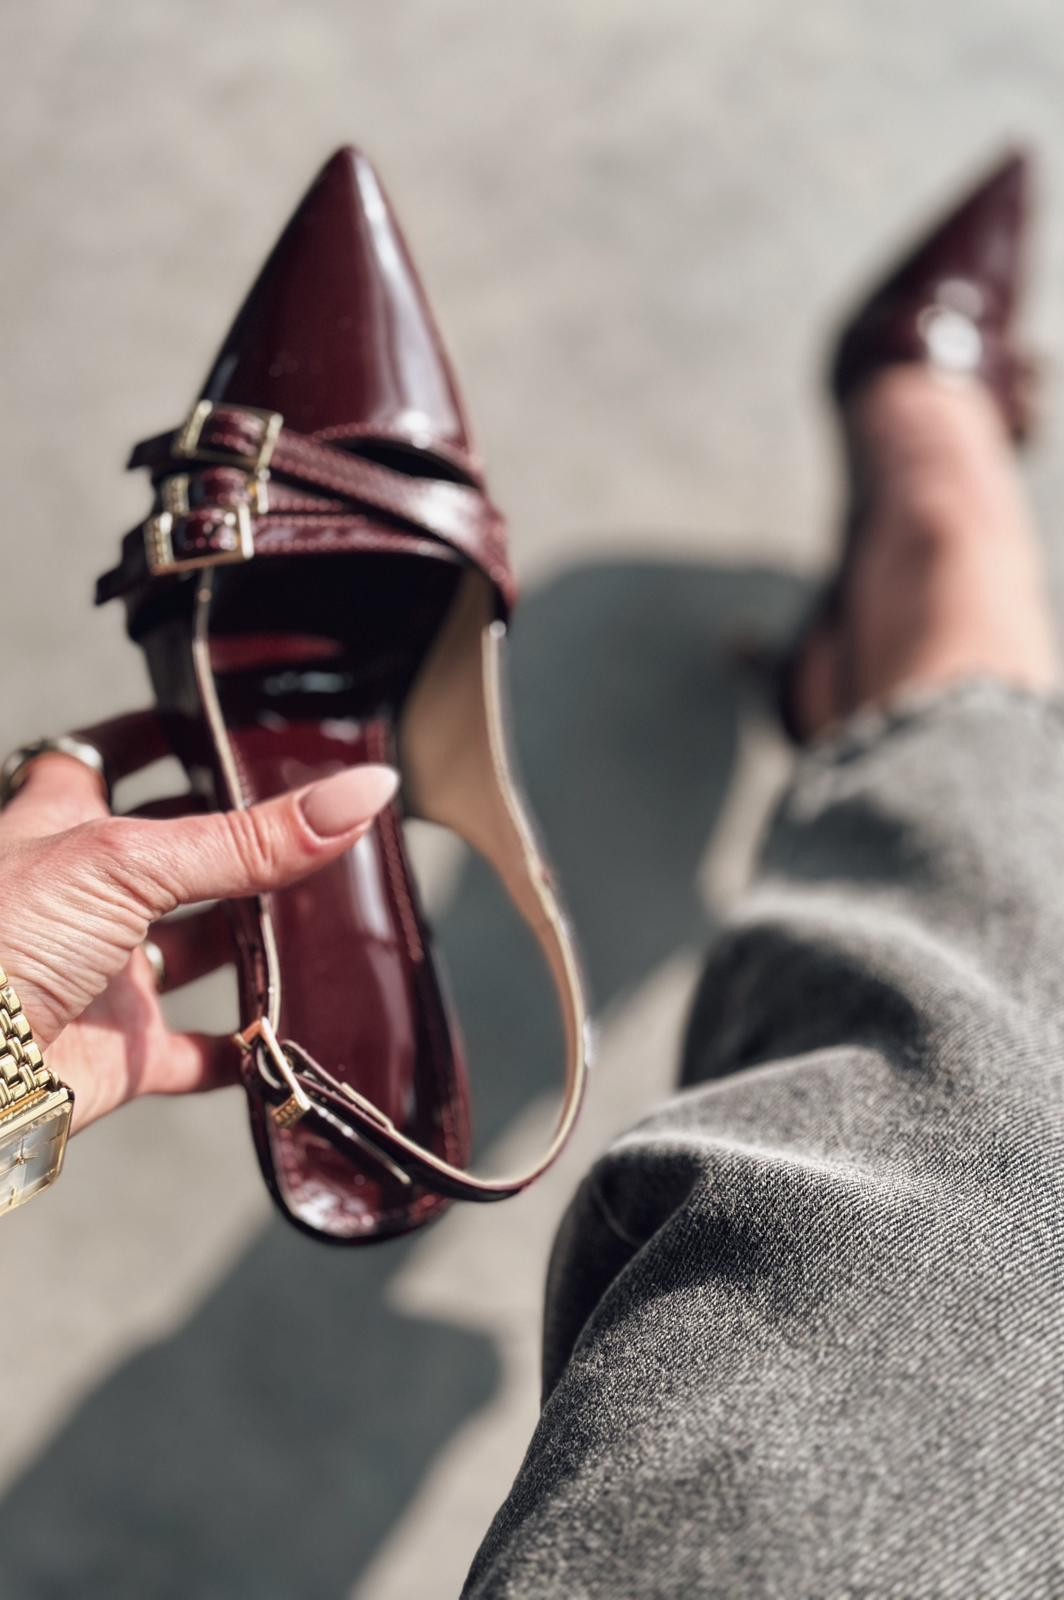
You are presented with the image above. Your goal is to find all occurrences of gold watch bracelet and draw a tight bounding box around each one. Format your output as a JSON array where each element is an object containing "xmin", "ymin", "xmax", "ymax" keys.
[{"xmin": 0, "ymin": 966, "xmax": 60, "ymax": 1117}]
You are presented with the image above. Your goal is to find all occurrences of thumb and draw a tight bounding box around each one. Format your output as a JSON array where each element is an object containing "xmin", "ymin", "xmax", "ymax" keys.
[{"xmin": 75, "ymin": 763, "xmax": 400, "ymax": 918}]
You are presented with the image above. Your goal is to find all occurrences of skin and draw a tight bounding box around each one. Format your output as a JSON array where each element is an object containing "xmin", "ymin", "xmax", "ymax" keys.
[
  {"xmin": 3, "ymin": 367, "xmax": 1054, "ymax": 1143},
  {"xmin": 791, "ymin": 366, "xmax": 1061, "ymax": 738},
  {"xmin": 0, "ymin": 743, "xmax": 396, "ymax": 1134}
]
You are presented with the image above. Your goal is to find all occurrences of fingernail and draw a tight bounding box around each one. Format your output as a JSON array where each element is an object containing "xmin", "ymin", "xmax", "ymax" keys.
[{"xmin": 300, "ymin": 765, "xmax": 399, "ymax": 838}]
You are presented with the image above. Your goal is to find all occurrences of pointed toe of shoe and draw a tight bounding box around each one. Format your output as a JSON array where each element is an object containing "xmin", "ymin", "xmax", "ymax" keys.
[
  {"xmin": 202, "ymin": 144, "xmax": 476, "ymax": 461},
  {"xmin": 830, "ymin": 147, "xmax": 1036, "ymax": 437}
]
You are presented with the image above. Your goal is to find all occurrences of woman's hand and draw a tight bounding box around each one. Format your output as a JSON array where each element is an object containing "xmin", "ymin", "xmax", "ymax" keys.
[{"xmin": 0, "ymin": 715, "xmax": 397, "ymax": 1134}]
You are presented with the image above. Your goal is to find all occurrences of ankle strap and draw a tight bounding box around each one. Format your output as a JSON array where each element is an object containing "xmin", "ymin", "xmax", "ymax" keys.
[{"xmin": 200, "ymin": 571, "xmax": 590, "ymax": 1205}]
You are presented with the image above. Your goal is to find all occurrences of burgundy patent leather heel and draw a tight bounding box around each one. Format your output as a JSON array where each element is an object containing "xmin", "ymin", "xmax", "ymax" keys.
[
  {"xmin": 97, "ymin": 149, "xmax": 588, "ymax": 1244},
  {"xmin": 778, "ymin": 148, "xmax": 1038, "ymax": 743},
  {"xmin": 830, "ymin": 148, "xmax": 1036, "ymax": 439}
]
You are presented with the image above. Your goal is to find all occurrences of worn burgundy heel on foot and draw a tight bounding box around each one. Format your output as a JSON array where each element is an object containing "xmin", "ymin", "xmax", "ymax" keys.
[{"xmin": 778, "ymin": 148, "xmax": 1038, "ymax": 742}]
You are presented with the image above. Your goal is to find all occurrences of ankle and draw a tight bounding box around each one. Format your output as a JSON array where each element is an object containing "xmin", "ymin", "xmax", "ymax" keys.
[
  {"xmin": 843, "ymin": 366, "xmax": 1029, "ymax": 547},
  {"xmin": 846, "ymin": 368, "xmax": 1011, "ymax": 503},
  {"xmin": 825, "ymin": 364, "xmax": 1061, "ymax": 719}
]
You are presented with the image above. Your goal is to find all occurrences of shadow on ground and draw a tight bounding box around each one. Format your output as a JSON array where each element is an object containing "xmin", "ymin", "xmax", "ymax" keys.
[{"xmin": 0, "ymin": 557, "xmax": 806, "ymax": 1600}]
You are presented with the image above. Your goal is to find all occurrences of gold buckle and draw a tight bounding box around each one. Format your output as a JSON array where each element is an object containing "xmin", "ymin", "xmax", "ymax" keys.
[
  {"xmin": 141, "ymin": 402, "xmax": 280, "ymax": 579},
  {"xmin": 163, "ymin": 469, "xmax": 269, "ymax": 518},
  {"xmin": 174, "ymin": 399, "xmax": 284, "ymax": 476},
  {"xmin": 236, "ymin": 1018, "xmax": 413, "ymax": 1183},
  {"xmin": 143, "ymin": 499, "xmax": 255, "ymax": 578},
  {"xmin": 237, "ymin": 1017, "xmax": 313, "ymax": 1129}
]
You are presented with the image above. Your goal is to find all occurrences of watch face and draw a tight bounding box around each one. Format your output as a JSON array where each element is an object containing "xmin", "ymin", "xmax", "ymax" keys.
[{"xmin": 0, "ymin": 1091, "xmax": 72, "ymax": 1215}]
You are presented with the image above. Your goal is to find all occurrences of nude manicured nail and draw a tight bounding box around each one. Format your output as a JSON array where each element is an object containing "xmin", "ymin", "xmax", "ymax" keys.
[{"xmin": 300, "ymin": 765, "xmax": 399, "ymax": 838}]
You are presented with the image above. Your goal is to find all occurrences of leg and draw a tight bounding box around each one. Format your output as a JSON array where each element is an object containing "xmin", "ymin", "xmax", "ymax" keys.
[
  {"xmin": 464, "ymin": 371, "xmax": 1064, "ymax": 1598},
  {"xmin": 792, "ymin": 366, "xmax": 1058, "ymax": 729}
]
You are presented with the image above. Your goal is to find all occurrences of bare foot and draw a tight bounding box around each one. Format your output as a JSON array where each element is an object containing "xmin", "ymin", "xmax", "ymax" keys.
[{"xmin": 791, "ymin": 366, "xmax": 1060, "ymax": 740}]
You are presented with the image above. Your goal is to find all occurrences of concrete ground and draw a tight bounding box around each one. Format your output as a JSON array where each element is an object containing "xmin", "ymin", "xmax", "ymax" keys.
[{"xmin": 1, "ymin": 2, "xmax": 1063, "ymax": 1595}]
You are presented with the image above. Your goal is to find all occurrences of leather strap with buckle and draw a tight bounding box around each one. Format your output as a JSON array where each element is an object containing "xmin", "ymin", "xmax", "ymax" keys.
[
  {"xmin": 96, "ymin": 399, "xmax": 517, "ymax": 612},
  {"xmin": 141, "ymin": 468, "xmax": 258, "ymax": 577},
  {"xmin": 238, "ymin": 1023, "xmax": 589, "ymax": 1203},
  {"xmin": 171, "ymin": 399, "xmax": 284, "ymax": 475}
]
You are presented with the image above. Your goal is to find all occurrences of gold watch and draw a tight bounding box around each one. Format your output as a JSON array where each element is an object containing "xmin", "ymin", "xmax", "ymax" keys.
[{"xmin": 0, "ymin": 966, "xmax": 73, "ymax": 1215}]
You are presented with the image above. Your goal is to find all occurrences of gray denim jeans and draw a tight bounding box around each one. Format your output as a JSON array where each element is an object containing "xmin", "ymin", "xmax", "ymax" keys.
[{"xmin": 464, "ymin": 681, "xmax": 1064, "ymax": 1599}]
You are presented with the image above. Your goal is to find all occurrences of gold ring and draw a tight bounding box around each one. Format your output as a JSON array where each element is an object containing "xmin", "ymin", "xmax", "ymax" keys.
[
  {"xmin": 141, "ymin": 938, "xmax": 167, "ymax": 991},
  {"xmin": 0, "ymin": 736, "xmax": 112, "ymax": 809}
]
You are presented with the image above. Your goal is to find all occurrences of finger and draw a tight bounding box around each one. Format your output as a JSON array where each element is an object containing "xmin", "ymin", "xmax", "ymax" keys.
[
  {"xmin": 63, "ymin": 763, "xmax": 400, "ymax": 922},
  {"xmin": 146, "ymin": 1030, "xmax": 244, "ymax": 1100},
  {"xmin": 126, "ymin": 794, "xmax": 209, "ymax": 822},
  {"xmin": 3, "ymin": 750, "xmax": 111, "ymax": 834},
  {"xmin": 56, "ymin": 1001, "xmax": 246, "ymax": 1137},
  {"xmin": 72, "ymin": 710, "xmax": 171, "ymax": 784},
  {"xmin": 149, "ymin": 903, "xmax": 235, "ymax": 992},
  {"xmin": 4, "ymin": 710, "xmax": 173, "ymax": 835}
]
